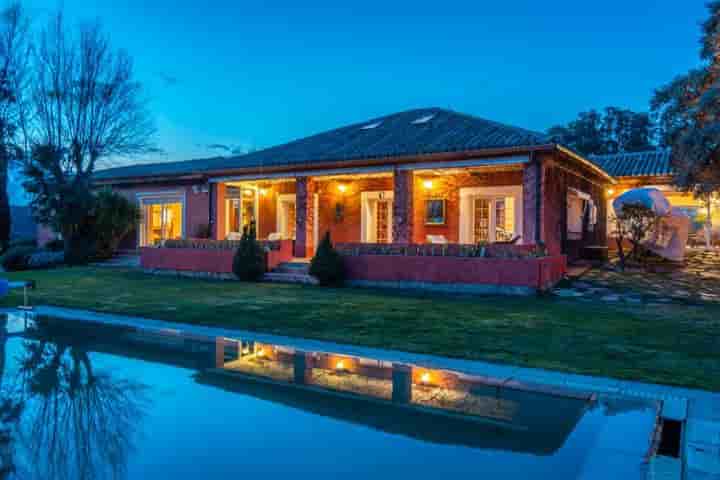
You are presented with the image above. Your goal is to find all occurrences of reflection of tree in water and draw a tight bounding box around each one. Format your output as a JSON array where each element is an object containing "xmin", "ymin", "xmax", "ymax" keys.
[{"xmin": 0, "ymin": 319, "xmax": 150, "ymax": 480}]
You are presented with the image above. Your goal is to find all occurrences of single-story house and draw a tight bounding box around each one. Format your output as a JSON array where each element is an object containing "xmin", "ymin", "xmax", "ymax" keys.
[
  {"xmin": 591, "ymin": 149, "xmax": 719, "ymax": 246},
  {"xmin": 92, "ymin": 108, "xmax": 614, "ymax": 293}
]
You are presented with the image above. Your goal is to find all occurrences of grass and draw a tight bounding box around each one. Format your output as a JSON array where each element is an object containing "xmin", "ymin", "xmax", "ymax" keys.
[{"xmin": 2, "ymin": 267, "xmax": 720, "ymax": 391}]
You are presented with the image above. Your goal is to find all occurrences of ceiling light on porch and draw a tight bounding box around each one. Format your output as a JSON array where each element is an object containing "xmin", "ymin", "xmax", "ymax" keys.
[
  {"xmin": 337, "ymin": 184, "xmax": 348, "ymax": 193},
  {"xmin": 423, "ymin": 180, "xmax": 433, "ymax": 190},
  {"xmin": 335, "ymin": 360, "xmax": 345, "ymax": 371},
  {"xmin": 420, "ymin": 372, "xmax": 431, "ymax": 384},
  {"xmin": 243, "ymin": 189, "xmax": 254, "ymax": 197},
  {"xmin": 606, "ymin": 188, "xmax": 615, "ymax": 196}
]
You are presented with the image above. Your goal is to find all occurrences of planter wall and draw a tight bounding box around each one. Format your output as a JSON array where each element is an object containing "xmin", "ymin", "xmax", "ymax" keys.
[
  {"xmin": 140, "ymin": 239, "xmax": 294, "ymax": 274},
  {"xmin": 342, "ymin": 254, "xmax": 567, "ymax": 293}
]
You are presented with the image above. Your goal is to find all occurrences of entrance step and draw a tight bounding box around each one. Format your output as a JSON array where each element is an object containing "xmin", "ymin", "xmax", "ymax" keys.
[
  {"xmin": 263, "ymin": 272, "xmax": 318, "ymax": 285},
  {"xmin": 273, "ymin": 261, "xmax": 311, "ymax": 275}
]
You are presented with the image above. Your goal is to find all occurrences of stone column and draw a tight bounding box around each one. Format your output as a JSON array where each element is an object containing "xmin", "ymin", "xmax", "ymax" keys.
[
  {"xmin": 392, "ymin": 364, "xmax": 412, "ymax": 404},
  {"xmin": 293, "ymin": 351, "xmax": 312, "ymax": 385},
  {"xmin": 522, "ymin": 158, "xmax": 542, "ymax": 245},
  {"xmin": 212, "ymin": 183, "xmax": 227, "ymax": 240},
  {"xmin": 392, "ymin": 169, "xmax": 414, "ymax": 244},
  {"xmin": 295, "ymin": 177, "xmax": 315, "ymax": 258}
]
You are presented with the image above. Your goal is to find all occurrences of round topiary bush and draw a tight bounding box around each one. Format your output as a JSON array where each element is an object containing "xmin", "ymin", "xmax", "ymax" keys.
[
  {"xmin": 232, "ymin": 224, "xmax": 266, "ymax": 281},
  {"xmin": 309, "ymin": 232, "xmax": 345, "ymax": 287},
  {"xmin": 0, "ymin": 245, "xmax": 38, "ymax": 271}
]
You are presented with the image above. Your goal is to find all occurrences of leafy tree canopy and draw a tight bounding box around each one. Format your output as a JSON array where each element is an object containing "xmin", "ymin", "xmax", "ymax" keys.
[{"xmin": 548, "ymin": 107, "xmax": 658, "ymax": 156}]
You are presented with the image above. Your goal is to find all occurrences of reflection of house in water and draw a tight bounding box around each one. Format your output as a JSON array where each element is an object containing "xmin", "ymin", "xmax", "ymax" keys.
[{"xmin": 33, "ymin": 319, "xmax": 597, "ymax": 456}]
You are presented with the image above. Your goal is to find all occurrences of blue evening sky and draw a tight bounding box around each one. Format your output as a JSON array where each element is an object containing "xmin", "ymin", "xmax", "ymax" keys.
[{"xmin": 21, "ymin": 0, "xmax": 708, "ymax": 166}]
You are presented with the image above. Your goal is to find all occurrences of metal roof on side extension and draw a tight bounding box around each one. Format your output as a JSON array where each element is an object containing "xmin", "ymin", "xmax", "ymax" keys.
[
  {"xmin": 589, "ymin": 149, "xmax": 673, "ymax": 179},
  {"xmin": 94, "ymin": 107, "xmax": 553, "ymax": 181}
]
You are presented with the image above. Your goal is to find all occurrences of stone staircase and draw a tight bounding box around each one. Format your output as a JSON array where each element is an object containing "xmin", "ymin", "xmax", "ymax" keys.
[{"xmin": 263, "ymin": 260, "xmax": 318, "ymax": 285}]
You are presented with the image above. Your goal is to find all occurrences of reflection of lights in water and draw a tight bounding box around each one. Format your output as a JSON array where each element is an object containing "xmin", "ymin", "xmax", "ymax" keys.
[{"xmin": 420, "ymin": 372, "xmax": 431, "ymax": 384}]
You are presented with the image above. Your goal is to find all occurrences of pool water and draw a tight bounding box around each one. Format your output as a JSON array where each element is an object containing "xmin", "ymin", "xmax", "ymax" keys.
[{"xmin": 0, "ymin": 313, "xmax": 659, "ymax": 479}]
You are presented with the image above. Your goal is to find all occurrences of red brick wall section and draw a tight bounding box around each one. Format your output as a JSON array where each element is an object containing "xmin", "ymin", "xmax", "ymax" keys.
[
  {"xmin": 342, "ymin": 254, "xmax": 567, "ymax": 290},
  {"xmin": 412, "ymin": 169, "xmax": 523, "ymax": 244},
  {"xmin": 213, "ymin": 183, "xmax": 226, "ymax": 240},
  {"xmin": 315, "ymin": 176, "xmax": 393, "ymax": 244},
  {"xmin": 295, "ymin": 177, "xmax": 315, "ymax": 257},
  {"xmin": 522, "ymin": 159, "xmax": 541, "ymax": 245},
  {"xmin": 392, "ymin": 170, "xmax": 414, "ymax": 243},
  {"xmin": 540, "ymin": 153, "xmax": 608, "ymax": 260}
]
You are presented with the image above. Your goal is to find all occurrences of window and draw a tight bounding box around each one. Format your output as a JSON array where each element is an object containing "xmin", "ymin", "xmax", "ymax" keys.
[
  {"xmin": 425, "ymin": 199, "xmax": 446, "ymax": 225},
  {"xmin": 472, "ymin": 197, "xmax": 515, "ymax": 243},
  {"xmin": 138, "ymin": 196, "xmax": 184, "ymax": 247}
]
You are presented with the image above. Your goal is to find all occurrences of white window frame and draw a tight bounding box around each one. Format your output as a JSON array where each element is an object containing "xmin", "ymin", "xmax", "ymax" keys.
[
  {"xmin": 136, "ymin": 190, "xmax": 187, "ymax": 247},
  {"xmin": 459, "ymin": 186, "xmax": 522, "ymax": 244},
  {"xmin": 226, "ymin": 188, "xmax": 260, "ymax": 236}
]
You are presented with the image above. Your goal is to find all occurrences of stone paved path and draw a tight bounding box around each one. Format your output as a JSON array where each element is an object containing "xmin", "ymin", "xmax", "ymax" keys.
[{"xmin": 557, "ymin": 248, "xmax": 720, "ymax": 305}]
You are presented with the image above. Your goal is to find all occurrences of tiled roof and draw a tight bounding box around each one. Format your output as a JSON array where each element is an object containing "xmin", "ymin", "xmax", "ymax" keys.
[
  {"xmin": 94, "ymin": 108, "xmax": 550, "ymax": 181},
  {"xmin": 589, "ymin": 149, "xmax": 673, "ymax": 178}
]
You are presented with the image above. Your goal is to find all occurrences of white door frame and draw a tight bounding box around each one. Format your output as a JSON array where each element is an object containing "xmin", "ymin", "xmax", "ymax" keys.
[
  {"xmin": 459, "ymin": 186, "xmax": 522, "ymax": 244},
  {"xmin": 276, "ymin": 193, "xmax": 296, "ymax": 239},
  {"xmin": 360, "ymin": 191, "xmax": 394, "ymax": 243}
]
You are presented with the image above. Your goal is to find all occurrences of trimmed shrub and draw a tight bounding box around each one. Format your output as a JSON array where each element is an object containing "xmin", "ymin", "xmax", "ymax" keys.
[
  {"xmin": 44, "ymin": 238, "xmax": 65, "ymax": 252},
  {"xmin": 27, "ymin": 250, "xmax": 65, "ymax": 269},
  {"xmin": 310, "ymin": 232, "xmax": 345, "ymax": 287},
  {"xmin": 1, "ymin": 245, "xmax": 37, "ymax": 271},
  {"xmin": 232, "ymin": 224, "xmax": 266, "ymax": 281}
]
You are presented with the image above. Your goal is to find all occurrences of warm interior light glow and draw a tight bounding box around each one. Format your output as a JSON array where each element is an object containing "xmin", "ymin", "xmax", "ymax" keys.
[
  {"xmin": 243, "ymin": 189, "xmax": 254, "ymax": 197},
  {"xmin": 606, "ymin": 188, "xmax": 615, "ymax": 196},
  {"xmin": 259, "ymin": 188, "xmax": 268, "ymax": 196},
  {"xmin": 420, "ymin": 372, "xmax": 431, "ymax": 384},
  {"xmin": 335, "ymin": 360, "xmax": 345, "ymax": 370},
  {"xmin": 338, "ymin": 184, "xmax": 348, "ymax": 193},
  {"xmin": 423, "ymin": 180, "xmax": 433, "ymax": 190}
]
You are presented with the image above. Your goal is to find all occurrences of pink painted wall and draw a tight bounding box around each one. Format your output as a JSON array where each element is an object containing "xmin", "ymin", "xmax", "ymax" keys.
[
  {"xmin": 342, "ymin": 254, "xmax": 567, "ymax": 290},
  {"xmin": 140, "ymin": 240, "xmax": 294, "ymax": 273}
]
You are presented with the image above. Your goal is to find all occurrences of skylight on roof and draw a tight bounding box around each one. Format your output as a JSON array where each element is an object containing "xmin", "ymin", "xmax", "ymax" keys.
[
  {"xmin": 412, "ymin": 114, "xmax": 435, "ymax": 125},
  {"xmin": 361, "ymin": 122, "xmax": 382, "ymax": 130}
]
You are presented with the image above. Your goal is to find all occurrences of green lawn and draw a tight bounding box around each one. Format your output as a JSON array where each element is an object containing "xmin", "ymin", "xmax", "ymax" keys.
[{"xmin": 3, "ymin": 267, "xmax": 719, "ymax": 391}]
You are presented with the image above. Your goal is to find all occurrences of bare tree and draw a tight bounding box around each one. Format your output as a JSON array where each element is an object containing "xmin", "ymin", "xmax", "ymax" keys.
[
  {"xmin": 0, "ymin": 2, "xmax": 30, "ymax": 250},
  {"xmin": 23, "ymin": 11, "xmax": 155, "ymax": 261}
]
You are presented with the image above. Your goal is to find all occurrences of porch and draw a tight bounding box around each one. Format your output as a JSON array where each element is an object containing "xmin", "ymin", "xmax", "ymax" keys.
[{"xmin": 209, "ymin": 161, "xmax": 533, "ymax": 258}]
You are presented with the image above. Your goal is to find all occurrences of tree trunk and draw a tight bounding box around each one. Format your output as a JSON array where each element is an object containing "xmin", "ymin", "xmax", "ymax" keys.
[{"xmin": 0, "ymin": 156, "xmax": 11, "ymax": 251}]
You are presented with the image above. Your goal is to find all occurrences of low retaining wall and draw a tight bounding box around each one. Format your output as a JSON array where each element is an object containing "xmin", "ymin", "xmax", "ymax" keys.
[
  {"xmin": 140, "ymin": 239, "xmax": 294, "ymax": 274},
  {"xmin": 342, "ymin": 254, "xmax": 567, "ymax": 294}
]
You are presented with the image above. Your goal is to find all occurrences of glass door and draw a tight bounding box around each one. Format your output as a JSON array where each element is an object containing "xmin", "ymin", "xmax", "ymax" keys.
[
  {"xmin": 472, "ymin": 197, "xmax": 515, "ymax": 243},
  {"xmin": 141, "ymin": 200, "xmax": 183, "ymax": 246},
  {"xmin": 473, "ymin": 198, "xmax": 491, "ymax": 243}
]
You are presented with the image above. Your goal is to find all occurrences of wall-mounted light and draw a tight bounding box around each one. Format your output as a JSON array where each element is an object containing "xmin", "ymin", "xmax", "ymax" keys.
[
  {"xmin": 243, "ymin": 189, "xmax": 254, "ymax": 197},
  {"xmin": 420, "ymin": 372, "xmax": 431, "ymax": 384},
  {"xmin": 606, "ymin": 188, "xmax": 615, "ymax": 196},
  {"xmin": 337, "ymin": 184, "xmax": 348, "ymax": 194},
  {"xmin": 423, "ymin": 180, "xmax": 433, "ymax": 190},
  {"xmin": 335, "ymin": 360, "xmax": 345, "ymax": 371}
]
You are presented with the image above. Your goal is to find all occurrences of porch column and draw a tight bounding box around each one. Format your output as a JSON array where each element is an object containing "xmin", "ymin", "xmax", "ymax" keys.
[
  {"xmin": 522, "ymin": 158, "xmax": 542, "ymax": 244},
  {"xmin": 212, "ymin": 183, "xmax": 227, "ymax": 240},
  {"xmin": 295, "ymin": 177, "xmax": 315, "ymax": 258},
  {"xmin": 392, "ymin": 169, "xmax": 414, "ymax": 244}
]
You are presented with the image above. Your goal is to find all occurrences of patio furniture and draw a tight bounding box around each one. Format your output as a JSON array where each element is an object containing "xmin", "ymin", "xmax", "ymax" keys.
[{"xmin": 426, "ymin": 235, "xmax": 448, "ymax": 245}]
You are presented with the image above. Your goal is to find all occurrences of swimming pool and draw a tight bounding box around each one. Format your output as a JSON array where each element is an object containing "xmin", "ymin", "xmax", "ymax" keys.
[{"xmin": 0, "ymin": 313, "xmax": 660, "ymax": 479}]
